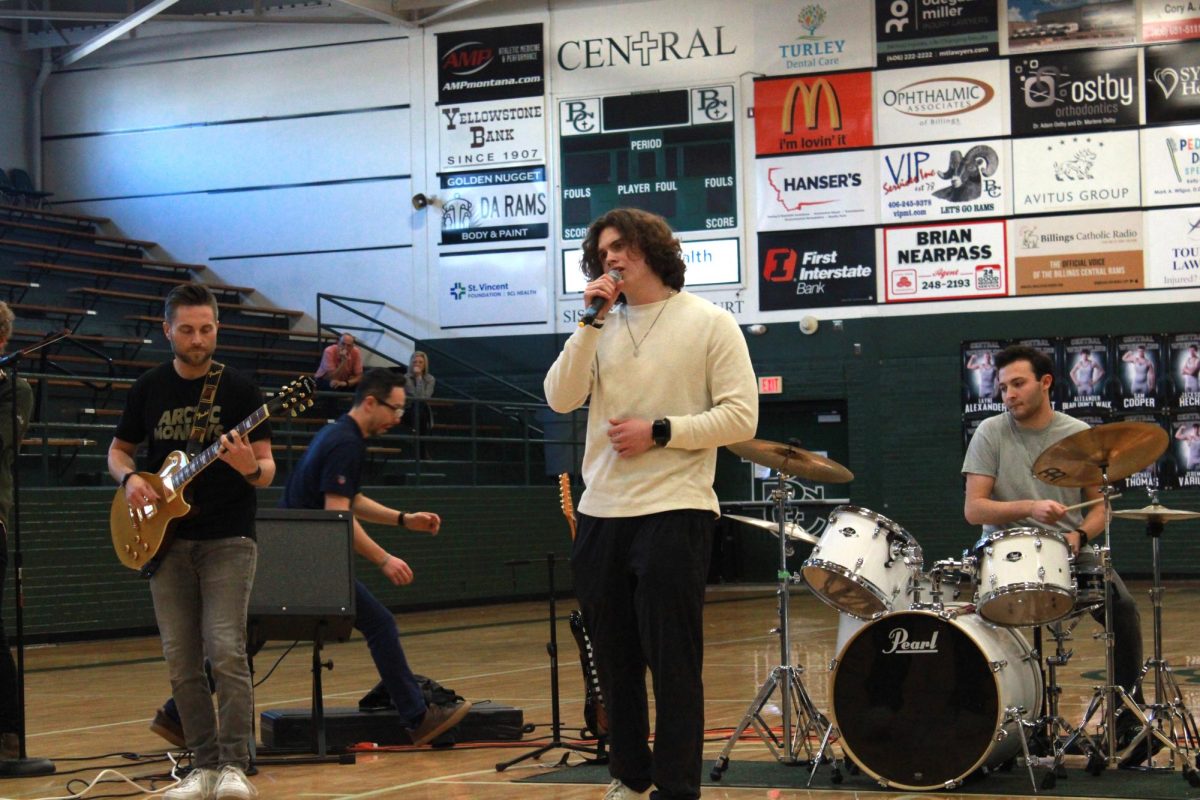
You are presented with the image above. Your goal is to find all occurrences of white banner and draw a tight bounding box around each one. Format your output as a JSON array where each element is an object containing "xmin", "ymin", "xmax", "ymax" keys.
[
  {"xmin": 883, "ymin": 220, "xmax": 1007, "ymax": 303},
  {"xmin": 438, "ymin": 97, "xmax": 546, "ymax": 171},
  {"xmin": 753, "ymin": 0, "xmax": 873, "ymax": 76},
  {"xmin": 756, "ymin": 151, "xmax": 878, "ymax": 231},
  {"xmin": 550, "ymin": 0, "xmax": 753, "ymax": 94},
  {"xmin": 438, "ymin": 247, "xmax": 549, "ymax": 328},
  {"xmin": 1142, "ymin": 124, "xmax": 1200, "ymax": 207},
  {"xmin": 1145, "ymin": 207, "xmax": 1200, "ymax": 289},
  {"xmin": 1012, "ymin": 130, "xmax": 1140, "ymax": 215},
  {"xmin": 878, "ymin": 139, "xmax": 1011, "ymax": 224},
  {"xmin": 561, "ymin": 238, "xmax": 740, "ymax": 295},
  {"xmin": 874, "ymin": 60, "xmax": 1008, "ymax": 145},
  {"xmin": 438, "ymin": 166, "xmax": 548, "ymax": 244}
]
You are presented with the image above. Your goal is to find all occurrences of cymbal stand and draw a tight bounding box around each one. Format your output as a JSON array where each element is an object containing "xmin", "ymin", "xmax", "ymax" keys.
[
  {"xmin": 1121, "ymin": 506, "xmax": 1200, "ymax": 783},
  {"xmin": 1072, "ymin": 471, "xmax": 1147, "ymax": 774},
  {"xmin": 710, "ymin": 473, "xmax": 830, "ymax": 782},
  {"xmin": 1035, "ymin": 619, "xmax": 1100, "ymax": 789}
]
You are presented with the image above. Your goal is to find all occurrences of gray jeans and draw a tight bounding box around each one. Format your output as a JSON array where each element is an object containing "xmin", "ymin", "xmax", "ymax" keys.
[{"xmin": 150, "ymin": 536, "xmax": 257, "ymax": 769}]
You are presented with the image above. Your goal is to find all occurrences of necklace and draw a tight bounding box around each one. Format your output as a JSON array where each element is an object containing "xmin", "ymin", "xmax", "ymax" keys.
[{"xmin": 623, "ymin": 291, "xmax": 676, "ymax": 357}]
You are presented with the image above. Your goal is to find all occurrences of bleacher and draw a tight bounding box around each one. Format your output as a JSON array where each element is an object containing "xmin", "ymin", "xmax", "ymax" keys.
[{"xmin": 0, "ymin": 191, "xmax": 556, "ymax": 488}]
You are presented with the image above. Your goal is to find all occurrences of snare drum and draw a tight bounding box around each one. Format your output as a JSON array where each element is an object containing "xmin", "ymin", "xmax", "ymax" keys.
[
  {"xmin": 976, "ymin": 527, "xmax": 1074, "ymax": 627},
  {"xmin": 802, "ymin": 506, "xmax": 922, "ymax": 620}
]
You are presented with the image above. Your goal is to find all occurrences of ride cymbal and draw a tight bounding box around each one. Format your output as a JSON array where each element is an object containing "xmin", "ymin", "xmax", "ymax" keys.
[
  {"xmin": 723, "ymin": 513, "xmax": 819, "ymax": 545},
  {"xmin": 1112, "ymin": 504, "xmax": 1200, "ymax": 523},
  {"xmin": 1032, "ymin": 422, "xmax": 1168, "ymax": 488},
  {"xmin": 727, "ymin": 439, "xmax": 854, "ymax": 483}
]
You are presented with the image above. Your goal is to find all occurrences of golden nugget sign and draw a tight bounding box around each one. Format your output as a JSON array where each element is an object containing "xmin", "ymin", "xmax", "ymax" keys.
[{"xmin": 754, "ymin": 71, "xmax": 873, "ymax": 155}]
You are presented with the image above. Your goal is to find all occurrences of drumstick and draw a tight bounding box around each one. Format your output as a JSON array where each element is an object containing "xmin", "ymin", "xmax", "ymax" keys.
[{"xmin": 1061, "ymin": 494, "xmax": 1119, "ymax": 513}]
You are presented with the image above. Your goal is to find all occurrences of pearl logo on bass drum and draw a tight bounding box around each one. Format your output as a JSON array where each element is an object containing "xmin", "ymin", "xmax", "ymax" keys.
[{"xmin": 882, "ymin": 627, "xmax": 939, "ymax": 655}]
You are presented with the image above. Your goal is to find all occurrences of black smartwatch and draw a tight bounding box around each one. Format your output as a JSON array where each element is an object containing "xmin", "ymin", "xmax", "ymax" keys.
[{"xmin": 652, "ymin": 418, "xmax": 671, "ymax": 448}]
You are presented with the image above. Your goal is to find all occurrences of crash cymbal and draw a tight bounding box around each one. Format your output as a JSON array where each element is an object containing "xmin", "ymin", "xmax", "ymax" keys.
[
  {"xmin": 727, "ymin": 439, "xmax": 854, "ymax": 483},
  {"xmin": 1032, "ymin": 422, "xmax": 1168, "ymax": 488},
  {"xmin": 724, "ymin": 514, "xmax": 819, "ymax": 545},
  {"xmin": 1112, "ymin": 504, "xmax": 1200, "ymax": 523}
]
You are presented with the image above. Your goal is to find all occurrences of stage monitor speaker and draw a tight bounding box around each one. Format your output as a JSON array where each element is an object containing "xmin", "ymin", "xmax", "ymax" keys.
[{"xmin": 249, "ymin": 509, "xmax": 356, "ymax": 645}]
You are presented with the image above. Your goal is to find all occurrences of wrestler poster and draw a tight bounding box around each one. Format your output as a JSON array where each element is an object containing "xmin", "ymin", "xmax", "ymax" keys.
[
  {"xmin": 1172, "ymin": 410, "xmax": 1200, "ymax": 488},
  {"xmin": 1116, "ymin": 412, "xmax": 1171, "ymax": 492},
  {"xmin": 1168, "ymin": 333, "xmax": 1200, "ymax": 409},
  {"xmin": 1062, "ymin": 335, "xmax": 1113, "ymax": 415},
  {"xmin": 1015, "ymin": 337, "xmax": 1062, "ymax": 408},
  {"xmin": 961, "ymin": 339, "xmax": 1005, "ymax": 415},
  {"xmin": 1114, "ymin": 335, "xmax": 1165, "ymax": 412}
]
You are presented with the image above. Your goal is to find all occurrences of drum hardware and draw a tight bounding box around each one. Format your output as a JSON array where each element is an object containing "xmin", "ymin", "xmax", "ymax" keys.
[
  {"xmin": 1032, "ymin": 421, "xmax": 1168, "ymax": 775},
  {"xmin": 1110, "ymin": 498, "xmax": 1200, "ymax": 783},
  {"xmin": 723, "ymin": 513, "xmax": 820, "ymax": 547},
  {"xmin": 713, "ymin": 440, "xmax": 852, "ymax": 782},
  {"xmin": 1030, "ymin": 620, "xmax": 1101, "ymax": 789}
]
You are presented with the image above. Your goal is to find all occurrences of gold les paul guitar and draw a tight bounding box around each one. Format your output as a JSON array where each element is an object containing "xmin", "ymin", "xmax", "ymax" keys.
[{"xmin": 110, "ymin": 376, "xmax": 314, "ymax": 572}]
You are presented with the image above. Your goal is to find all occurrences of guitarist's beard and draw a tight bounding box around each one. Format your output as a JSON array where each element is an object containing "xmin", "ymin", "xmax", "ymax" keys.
[{"xmin": 172, "ymin": 343, "xmax": 215, "ymax": 370}]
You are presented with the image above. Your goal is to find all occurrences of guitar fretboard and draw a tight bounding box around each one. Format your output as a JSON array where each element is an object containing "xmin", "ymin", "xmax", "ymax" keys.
[{"xmin": 172, "ymin": 403, "xmax": 270, "ymax": 488}]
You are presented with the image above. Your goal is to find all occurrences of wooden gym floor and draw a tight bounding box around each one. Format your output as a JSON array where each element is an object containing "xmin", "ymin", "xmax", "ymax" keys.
[{"xmin": 3, "ymin": 579, "xmax": 1199, "ymax": 800}]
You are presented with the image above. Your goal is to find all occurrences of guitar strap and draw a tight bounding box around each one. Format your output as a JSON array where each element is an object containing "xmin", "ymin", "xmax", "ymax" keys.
[
  {"xmin": 186, "ymin": 361, "xmax": 224, "ymax": 458},
  {"xmin": 140, "ymin": 361, "xmax": 225, "ymax": 581}
]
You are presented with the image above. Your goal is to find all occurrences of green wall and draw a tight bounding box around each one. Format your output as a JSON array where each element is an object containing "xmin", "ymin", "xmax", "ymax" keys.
[
  {"xmin": 10, "ymin": 485, "xmax": 573, "ymax": 641},
  {"xmin": 432, "ymin": 297, "xmax": 1200, "ymax": 578}
]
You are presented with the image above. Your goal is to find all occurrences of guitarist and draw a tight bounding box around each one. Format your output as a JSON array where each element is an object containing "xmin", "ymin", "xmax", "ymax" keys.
[{"xmin": 107, "ymin": 284, "xmax": 273, "ymax": 800}]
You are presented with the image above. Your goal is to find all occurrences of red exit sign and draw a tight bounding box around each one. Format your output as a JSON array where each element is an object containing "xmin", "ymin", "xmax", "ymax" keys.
[{"xmin": 758, "ymin": 376, "xmax": 783, "ymax": 394}]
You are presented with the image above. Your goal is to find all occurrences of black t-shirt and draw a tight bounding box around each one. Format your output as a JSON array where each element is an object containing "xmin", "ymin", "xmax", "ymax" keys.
[
  {"xmin": 279, "ymin": 414, "xmax": 364, "ymax": 510},
  {"xmin": 114, "ymin": 362, "xmax": 270, "ymax": 540}
]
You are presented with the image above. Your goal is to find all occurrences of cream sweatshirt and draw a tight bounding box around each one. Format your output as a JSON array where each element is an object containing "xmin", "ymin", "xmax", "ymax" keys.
[{"xmin": 544, "ymin": 290, "xmax": 758, "ymax": 518}]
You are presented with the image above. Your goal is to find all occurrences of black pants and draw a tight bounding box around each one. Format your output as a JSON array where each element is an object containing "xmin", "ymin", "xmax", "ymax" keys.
[
  {"xmin": 572, "ymin": 510, "xmax": 713, "ymax": 800},
  {"xmin": 1089, "ymin": 567, "xmax": 1144, "ymax": 705},
  {"xmin": 0, "ymin": 525, "xmax": 18, "ymax": 734}
]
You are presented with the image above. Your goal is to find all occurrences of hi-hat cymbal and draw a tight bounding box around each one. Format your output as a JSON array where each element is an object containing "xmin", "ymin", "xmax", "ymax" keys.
[
  {"xmin": 723, "ymin": 514, "xmax": 819, "ymax": 545},
  {"xmin": 1032, "ymin": 422, "xmax": 1168, "ymax": 488},
  {"xmin": 1112, "ymin": 504, "xmax": 1200, "ymax": 523},
  {"xmin": 727, "ymin": 439, "xmax": 854, "ymax": 483}
]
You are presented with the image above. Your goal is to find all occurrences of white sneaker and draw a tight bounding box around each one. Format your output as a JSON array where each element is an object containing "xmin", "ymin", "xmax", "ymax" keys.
[
  {"xmin": 213, "ymin": 764, "xmax": 258, "ymax": 800},
  {"xmin": 603, "ymin": 779, "xmax": 651, "ymax": 799},
  {"xmin": 164, "ymin": 768, "xmax": 217, "ymax": 800}
]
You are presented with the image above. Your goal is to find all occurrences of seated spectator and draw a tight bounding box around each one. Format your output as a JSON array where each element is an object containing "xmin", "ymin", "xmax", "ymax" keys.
[{"xmin": 315, "ymin": 333, "xmax": 363, "ymax": 392}]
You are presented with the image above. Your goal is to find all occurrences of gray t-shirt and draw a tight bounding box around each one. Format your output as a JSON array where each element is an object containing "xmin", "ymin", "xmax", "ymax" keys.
[{"xmin": 961, "ymin": 411, "xmax": 1089, "ymax": 539}]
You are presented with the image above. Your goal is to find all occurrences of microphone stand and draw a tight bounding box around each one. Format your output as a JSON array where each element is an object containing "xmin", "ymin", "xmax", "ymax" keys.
[{"xmin": 0, "ymin": 332, "xmax": 66, "ymax": 777}]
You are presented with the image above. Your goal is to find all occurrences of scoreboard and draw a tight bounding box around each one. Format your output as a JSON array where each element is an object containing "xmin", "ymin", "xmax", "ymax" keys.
[{"xmin": 558, "ymin": 85, "xmax": 737, "ymax": 239}]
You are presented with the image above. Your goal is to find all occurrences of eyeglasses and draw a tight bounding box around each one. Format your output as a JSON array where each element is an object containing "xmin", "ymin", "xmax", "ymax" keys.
[{"xmin": 376, "ymin": 399, "xmax": 405, "ymax": 418}]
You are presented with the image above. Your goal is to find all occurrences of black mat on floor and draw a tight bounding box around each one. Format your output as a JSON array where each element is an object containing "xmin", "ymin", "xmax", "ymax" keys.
[{"xmin": 517, "ymin": 759, "xmax": 1200, "ymax": 798}]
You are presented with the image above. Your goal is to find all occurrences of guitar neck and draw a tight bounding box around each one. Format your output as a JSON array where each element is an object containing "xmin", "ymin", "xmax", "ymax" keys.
[{"xmin": 170, "ymin": 403, "xmax": 269, "ymax": 488}]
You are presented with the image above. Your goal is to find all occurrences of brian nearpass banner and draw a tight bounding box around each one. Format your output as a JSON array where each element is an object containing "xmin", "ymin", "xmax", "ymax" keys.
[
  {"xmin": 757, "ymin": 227, "xmax": 876, "ymax": 311},
  {"xmin": 883, "ymin": 220, "xmax": 1007, "ymax": 302},
  {"xmin": 437, "ymin": 23, "xmax": 544, "ymax": 104},
  {"xmin": 438, "ymin": 166, "xmax": 548, "ymax": 245}
]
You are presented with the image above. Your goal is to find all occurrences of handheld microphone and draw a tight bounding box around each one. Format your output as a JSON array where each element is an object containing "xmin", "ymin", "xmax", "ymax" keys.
[{"xmin": 579, "ymin": 269, "xmax": 622, "ymax": 328}]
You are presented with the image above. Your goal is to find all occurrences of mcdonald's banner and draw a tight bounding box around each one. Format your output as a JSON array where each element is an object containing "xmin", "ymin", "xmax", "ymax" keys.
[{"xmin": 754, "ymin": 72, "xmax": 873, "ymax": 156}]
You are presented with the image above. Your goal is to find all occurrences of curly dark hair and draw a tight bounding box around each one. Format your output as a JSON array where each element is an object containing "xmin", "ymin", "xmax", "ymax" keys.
[
  {"xmin": 579, "ymin": 208, "xmax": 685, "ymax": 290},
  {"xmin": 996, "ymin": 344, "xmax": 1054, "ymax": 383}
]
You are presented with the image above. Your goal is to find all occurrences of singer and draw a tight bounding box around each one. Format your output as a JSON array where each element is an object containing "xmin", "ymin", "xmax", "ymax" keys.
[{"xmin": 544, "ymin": 208, "xmax": 757, "ymax": 800}]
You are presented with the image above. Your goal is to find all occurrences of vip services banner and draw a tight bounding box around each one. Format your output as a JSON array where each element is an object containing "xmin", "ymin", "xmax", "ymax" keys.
[
  {"xmin": 1011, "ymin": 211, "xmax": 1143, "ymax": 297},
  {"xmin": 438, "ymin": 98, "xmax": 546, "ymax": 171},
  {"xmin": 438, "ymin": 166, "xmax": 548, "ymax": 245},
  {"xmin": 878, "ymin": 139, "xmax": 1011, "ymax": 224},
  {"xmin": 882, "ymin": 220, "xmax": 1007, "ymax": 303},
  {"xmin": 438, "ymin": 247, "xmax": 548, "ymax": 328}
]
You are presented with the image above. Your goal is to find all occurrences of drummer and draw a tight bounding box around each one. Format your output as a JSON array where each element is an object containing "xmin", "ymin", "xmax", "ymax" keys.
[{"xmin": 961, "ymin": 344, "xmax": 1145, "ymax": 745}]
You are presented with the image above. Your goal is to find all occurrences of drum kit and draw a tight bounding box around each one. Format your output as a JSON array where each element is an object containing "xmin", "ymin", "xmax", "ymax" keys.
[{"xmin": 714, "ymin": 422, "xmax": 1200, "ymax": 792}]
